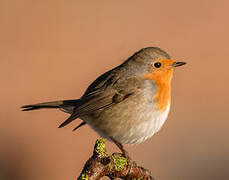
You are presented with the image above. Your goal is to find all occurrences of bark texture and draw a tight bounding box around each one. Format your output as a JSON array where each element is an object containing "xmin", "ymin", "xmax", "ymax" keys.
[{"xmin": 78, "ymin": 139, "xmax": 156, "ymax": 180}]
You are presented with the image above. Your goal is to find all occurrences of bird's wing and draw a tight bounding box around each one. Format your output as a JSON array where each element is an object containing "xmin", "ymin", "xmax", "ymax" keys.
[{"xmin": 58, "ymin": 70, "xmax": 142, "ymax": 129}]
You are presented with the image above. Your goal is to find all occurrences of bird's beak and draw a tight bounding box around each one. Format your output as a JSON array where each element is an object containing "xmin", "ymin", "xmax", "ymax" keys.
[{"xmin": 172, "ymin": 62, "xmax": 186, "ymax": 67}]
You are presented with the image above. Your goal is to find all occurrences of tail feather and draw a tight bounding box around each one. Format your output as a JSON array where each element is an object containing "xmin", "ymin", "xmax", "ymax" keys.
[
  {"xmin": 21, "ymin": 101, "xmax": 64, "ymax": 111},
  {"xmin": 22, "ymin": 99, "xmax": 82, "ymax": 128},
  {"xmin": 21, "ymin": 101, "xmax": 61, "ymax": 111},
  {"xmin": 58, "ymin": 112, "xmax": 78, "ymax": 128},
  {"xmin": 21, "ymin": 99, "xmax": 80, "ymax": 112},
  {"xmin": 72, "ymin": 121, "xmax": 86, "ymax": 131}
]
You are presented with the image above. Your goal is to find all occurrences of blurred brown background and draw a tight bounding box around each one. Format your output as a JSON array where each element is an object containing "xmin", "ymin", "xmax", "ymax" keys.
[{"xmin": 0, "ymin": 0, "xmax": 229, "ymax": 179}]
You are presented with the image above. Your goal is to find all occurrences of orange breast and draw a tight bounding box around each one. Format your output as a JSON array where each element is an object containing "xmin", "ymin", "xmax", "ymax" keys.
[{"xmin": 144, "ymin": 69, "xmax": 173, "ymax": 111}]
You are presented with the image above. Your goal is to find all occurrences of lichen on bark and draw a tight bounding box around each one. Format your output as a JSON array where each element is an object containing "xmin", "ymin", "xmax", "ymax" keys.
[{"xmin": 77, "ymin": 139, "xmax": 155, "ymax": 180}]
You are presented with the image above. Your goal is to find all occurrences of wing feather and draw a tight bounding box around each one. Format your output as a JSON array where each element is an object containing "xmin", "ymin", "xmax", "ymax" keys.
[{"xmin": 58, "ymin": 68, "xmax": 142, "ymax": 128}]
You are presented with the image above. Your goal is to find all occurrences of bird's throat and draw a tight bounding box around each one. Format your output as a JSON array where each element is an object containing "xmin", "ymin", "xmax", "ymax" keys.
[{"xmin": 144, "ymin": 69, "xmax": 173, "ymax": 111}]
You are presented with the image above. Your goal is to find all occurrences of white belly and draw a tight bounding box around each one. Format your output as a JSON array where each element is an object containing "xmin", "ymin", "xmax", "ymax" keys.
[
  {"xmin": 83, "ymin": 102, "xmax": 170, "ymax": 145},
  {"xmin": 129, "ymin": 103, "xmax": 170, "ymax": 144},
  {"xmin": 115, "ymin": 103, "xmax": 170, "ymax": 144}
]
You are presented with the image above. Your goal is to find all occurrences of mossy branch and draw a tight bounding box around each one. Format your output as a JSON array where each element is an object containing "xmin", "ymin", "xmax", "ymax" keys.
[{"xmin": 77, "ymin": 139, "xmax": 156, "ymax": 180}]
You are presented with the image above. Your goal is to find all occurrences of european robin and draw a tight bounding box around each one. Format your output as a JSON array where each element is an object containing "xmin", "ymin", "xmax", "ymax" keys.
[{"xmin": 22, "ymin": 47, "xmax": 186, "ymax": 156}]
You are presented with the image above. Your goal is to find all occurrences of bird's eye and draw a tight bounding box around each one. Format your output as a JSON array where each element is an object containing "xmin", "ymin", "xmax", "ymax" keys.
[{"xmin": 153, "ymin": 62, "xmax": 161, "ymax": 68}]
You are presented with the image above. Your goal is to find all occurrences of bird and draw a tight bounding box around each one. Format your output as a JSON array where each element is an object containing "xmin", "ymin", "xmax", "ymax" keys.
[{"xmin": 21, "ymin": 47, "xmax": 186, "ymax": 156}]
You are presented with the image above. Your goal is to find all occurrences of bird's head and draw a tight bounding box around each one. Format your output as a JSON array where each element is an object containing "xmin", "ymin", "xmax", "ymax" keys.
[
  {"xmin": 129, "ymin": 47, "xmax": 186, "ymax": 111},
  {"xmin": 129, "ymin": 47, "xmax": 186, "ymax": 83}
]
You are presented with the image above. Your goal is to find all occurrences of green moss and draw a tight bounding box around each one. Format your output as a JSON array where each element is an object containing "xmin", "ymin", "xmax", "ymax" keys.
[
  {"xmin": 112, "ymin": 155, "xmax": 127, "ymax": 171},
  {"xmin": 78, "ymin": 173, "xmax": 88, "ymax": 180},
  {"xmin": 94, "ymin": 138, "xmax": 108, "ymax": 157},
  {"xmin": 109, "ymin": 163, "xmax": 113, "ymax": 172}
]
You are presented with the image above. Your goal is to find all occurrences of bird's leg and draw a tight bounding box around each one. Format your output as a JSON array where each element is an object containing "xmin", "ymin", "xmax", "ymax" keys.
[{"xmin": 110, "ymin": 137, "xmax": 130, "ymax": 159}]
